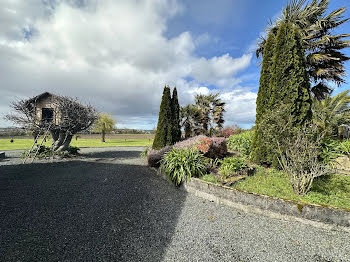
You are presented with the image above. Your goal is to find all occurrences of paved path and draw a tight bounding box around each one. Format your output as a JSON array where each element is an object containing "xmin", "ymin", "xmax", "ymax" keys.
[{"xmin": 0, "ymin": 148, "xmax": 349, "ymax": 261}]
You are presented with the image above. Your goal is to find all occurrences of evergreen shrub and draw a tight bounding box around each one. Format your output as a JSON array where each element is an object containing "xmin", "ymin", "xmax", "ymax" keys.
[{"xmin": 251, "ymin": 21, "xmax": 312, "ymax": 166}]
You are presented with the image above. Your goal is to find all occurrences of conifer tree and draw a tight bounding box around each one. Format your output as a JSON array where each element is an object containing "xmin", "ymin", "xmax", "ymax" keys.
[
  {"xmin": 251, "ymin": 31, "xmax": 276, "ymax": 163},
  {"xmin": 171, "ymin": 87, "xmax": 181, "ymax": 143},
  {"xmin": 269, "ymin": 22, "xmax": 312, "ymax": 124},
  {"xmin": 152, "ymin": 86, "xmax": 172, "ymax": 149},
  {"xmin": 251, "ymin": 21, "xmax": 312, "ymax": 166},
  {"xmin": 256, "ymin": 31, "xmax": 276, "ymax": 122}
]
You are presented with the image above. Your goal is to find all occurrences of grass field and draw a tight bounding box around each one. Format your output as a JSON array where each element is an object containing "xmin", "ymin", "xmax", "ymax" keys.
[{"xmin": 0, "ymin": 137, "xmax": 153, "ymax": 150}]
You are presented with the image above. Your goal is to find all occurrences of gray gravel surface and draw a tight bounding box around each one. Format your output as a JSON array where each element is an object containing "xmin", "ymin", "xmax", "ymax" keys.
[{"xmin": 0, "ymin": 147, "xmax": 349, "ymax": 262}]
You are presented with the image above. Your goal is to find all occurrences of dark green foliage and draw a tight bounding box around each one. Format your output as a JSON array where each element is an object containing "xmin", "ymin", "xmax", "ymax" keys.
[
  {"xmin": 153, "ymin": 86, "xmax": 173, "ymax": 149},
  {"xmin": 251, "ymin": 32, "xmax": 276, "ymax": 165},
  {"xmin": 66, "ymin": 146, "xmax": 80, "ymax": 155},
  {"xmin": 252, "ymin": 22, "xmax": 312, "ymax": 167},
  {"xmin": 252, "ymin": 105, "xmax": 296, "ymax": 167},
  {"xmin": 269, "ymin": 22, "xmax": 312, "ymax": 124},
  {"xmin": 171, "ymin": 88, "xmax": 182, "ymax": 143},
  {"xmin": 255, "ymin": 31, "xmax": 276, "ymax": 122},
  {"xmin": 180, "ymin": 104, "xmax": 201, "ymax": 138}
]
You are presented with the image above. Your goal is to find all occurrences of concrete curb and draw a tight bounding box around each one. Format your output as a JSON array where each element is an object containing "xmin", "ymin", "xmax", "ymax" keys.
[{"xmin": 182, "ymin": 178, "xmax": 350, "ymax": 232}]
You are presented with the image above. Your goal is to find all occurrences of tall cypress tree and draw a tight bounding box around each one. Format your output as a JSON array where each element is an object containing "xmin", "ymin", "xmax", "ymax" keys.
[
  {"xmin": 152, "ymin": 86, "xmax": 172, "ymax": 149},
  {"xmin": 171, "ymin": 87, "xmax": 181, "ymax": 143},
  {"xmin": 256, "ymin": 31, "xmax": 276, "ymax": 122},
  {"xmin": 251, "ymin": 21, "xmax": 312, "ymax": 166},
  {"xmin": 269, "ymin": 22, "xmax": 312, "ymax": 125},
  {"xmin": 251, "ymin": 31, "xmax": 276, "ymax": 164}
]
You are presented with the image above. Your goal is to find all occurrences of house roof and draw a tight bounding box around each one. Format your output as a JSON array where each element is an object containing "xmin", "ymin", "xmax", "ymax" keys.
[
  {"xmin": 24, "ymin": 92, "xmax": 57, "ymax": 110},
  {"xmin": 26, "ymin": 92, "xmax": 54, "ymax": 104}
]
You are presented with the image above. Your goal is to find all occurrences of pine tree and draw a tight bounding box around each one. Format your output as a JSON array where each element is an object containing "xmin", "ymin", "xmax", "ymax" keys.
[
  {"xmin": 251, "ymin": 31, "xmax": 276, "ymax": 164},
  {"xmin": 251, "ymin": 21, "xmax": 312, "ymax": 167},
  {"xmin": 171, "ymin": 87, "xmax": 181, "ymax": 143},
  {"xmin": 152, "ymin": 86, "xmax": 172, "ymax": 149}
]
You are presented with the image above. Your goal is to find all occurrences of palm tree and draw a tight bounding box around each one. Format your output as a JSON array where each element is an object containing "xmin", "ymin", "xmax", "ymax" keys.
[
  {"xmin": 312, "ymin": 90, "xmax": 350, "ymax": 137},
  {"xmin": 210, "ymin": 94, "xmax": 226, "ymax": 131},
  {"xmin": 194, "ymin": 93, "xmax": 226, "ymax": 135},
  {"xmin": 257, "ymin": 0, "xmax": 350, "ymax": 99},
  {"xmin": 180, "ymin": 104, "xmax": 201, "ymax": 138},
  {"xmin": 195, "ymin": 94, "xmax": 212, "ymax": 134},
  {"xmin": 93, "ymin": 113, "xmax": 116, "ymax": 142}
]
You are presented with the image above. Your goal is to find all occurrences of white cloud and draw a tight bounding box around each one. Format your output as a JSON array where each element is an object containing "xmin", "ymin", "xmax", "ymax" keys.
[
  {"xmin": 0, "ymin": 0, "xmax": 255, "ymax": 128},
  {"xmin": 220, "ymin": 88, "xmax": 257, "ymax": 126},
  {"xmin": 191, "ymin": 53, "xmax": 252, "ymax": 87}
]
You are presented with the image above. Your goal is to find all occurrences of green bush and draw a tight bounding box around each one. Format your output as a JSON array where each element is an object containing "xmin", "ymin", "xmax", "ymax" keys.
[
  {"xmin": 160, "ymin": 148, "xmax": 208, "ymax": 186},
  {"xmin": 22, "ymin": 145, "xmax": 80, "ymax": 159},
  {"xmin": 226, "ymin": 131, "xmax": 253, "ymax": 156},
  {"xmin": 338, "ymin": 140, "xmax": 350, "ymax": 159},
  {"xmin": 219, "ymin": 157, "xmax": 248, "ymax": 178},
  {"xmin": 21, "ymin": 145, "xmax": 53, "ymax": 159},
  {"xmin": 319, "ymin": 138, "xmax": 341, "ymax": 166},
  {"xmin": 66, "ymin": 146, "xmax": 80, "ymax": 155}
]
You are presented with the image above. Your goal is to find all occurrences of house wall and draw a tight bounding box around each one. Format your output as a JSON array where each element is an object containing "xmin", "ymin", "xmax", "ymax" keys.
[{"xmin": 35, "ymin": 96, "xmax": 60, "ymax": 126}]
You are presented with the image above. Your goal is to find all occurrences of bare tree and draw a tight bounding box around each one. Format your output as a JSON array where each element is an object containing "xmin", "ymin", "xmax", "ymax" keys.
[{"xmin": 6, "ymin": 94, "xmax": 97, "ymax": 152}]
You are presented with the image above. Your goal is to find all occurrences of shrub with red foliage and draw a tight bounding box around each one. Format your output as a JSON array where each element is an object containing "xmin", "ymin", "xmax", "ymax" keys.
[
  {"xmin": 173, "ymin": 135, "xmax": 207, "ymax": 150},
  {"xmin": 195, "ymin": 137, "xmax": 212, "ymax": 153},
  {"xmin": 221, "ymin": 127, "xmax": 237, "ymax": 138},
  {"xmin": 174, "ymin": 135, "xmax": 227, "ymax": 159}
]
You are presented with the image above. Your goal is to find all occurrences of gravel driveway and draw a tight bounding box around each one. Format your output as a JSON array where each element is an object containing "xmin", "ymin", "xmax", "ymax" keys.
[{"xmin": 0, "ymin": 147, "xmax": 349, "ymax": 262}]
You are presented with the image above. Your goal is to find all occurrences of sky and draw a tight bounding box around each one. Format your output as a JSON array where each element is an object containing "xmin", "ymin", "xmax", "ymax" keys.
[{"xmin": 0, "ymin": 0, "xmax": 349, "ymax": 129}]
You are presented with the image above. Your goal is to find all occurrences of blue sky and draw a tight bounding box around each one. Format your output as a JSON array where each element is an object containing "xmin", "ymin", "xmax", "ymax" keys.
[
  {"xmin": 166, "ymin": 0, "xmax": 350, "ymax": 96},
  {"xmin": 0, "ymin": 0, "xmax": 349, "ymax": 129}
]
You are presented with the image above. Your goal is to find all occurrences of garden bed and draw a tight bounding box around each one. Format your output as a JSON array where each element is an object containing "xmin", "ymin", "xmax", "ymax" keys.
[
  {"xmin": 182, "ymin": 177, "xmax": 350, "ymax": 230},
  {"xmin": 201, "ymin": 166, "xmax": 350, "ymax": 210}
]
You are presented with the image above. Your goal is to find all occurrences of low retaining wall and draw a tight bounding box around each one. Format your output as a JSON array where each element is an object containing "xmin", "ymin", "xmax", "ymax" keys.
[{"xmin": 182, "ymin": 178, "xmax": 350, "ymax": 231}]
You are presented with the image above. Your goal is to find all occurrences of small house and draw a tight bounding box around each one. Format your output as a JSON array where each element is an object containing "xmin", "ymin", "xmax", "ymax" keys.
[{"xmin": 26, "ymin": 92, "xmax": 60, "ymax": 126}]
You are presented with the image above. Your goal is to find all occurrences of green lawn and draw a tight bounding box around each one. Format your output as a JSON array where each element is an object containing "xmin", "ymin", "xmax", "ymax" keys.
[
  {"xmin": 232, "ymin": 167, "xmax": 350, "ymax": 210},
  {"xmin": 0, "ymin": 138, "xmax": 153, "ymax": 150}
]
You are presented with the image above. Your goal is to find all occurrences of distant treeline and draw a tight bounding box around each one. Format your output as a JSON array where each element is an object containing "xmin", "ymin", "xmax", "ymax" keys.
[
  {"xmin": 0, "ymin": 127, "xmax": 155, "ymax": 137},
  {"xmin": 0, "ymin": 128, "xmax": 28, "ymax": 137}
]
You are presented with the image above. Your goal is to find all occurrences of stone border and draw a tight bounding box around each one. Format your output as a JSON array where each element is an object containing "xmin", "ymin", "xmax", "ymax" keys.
[{"xmin": 181, "ymin": 178, "xmax": 350, "ymax": 232}]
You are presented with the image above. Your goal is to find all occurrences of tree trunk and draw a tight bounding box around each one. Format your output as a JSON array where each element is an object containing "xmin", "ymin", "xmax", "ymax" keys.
[
  {"xmin": 56, "ymin": 134, "xmax": 73, "ymax": 152},
  {"xmin": 101, "ymin": 129, "xmax": 105, "ymax": 142},
  {"xmin": 52, "ymin": 132, "xmax": 65, "ymax": 150}
]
